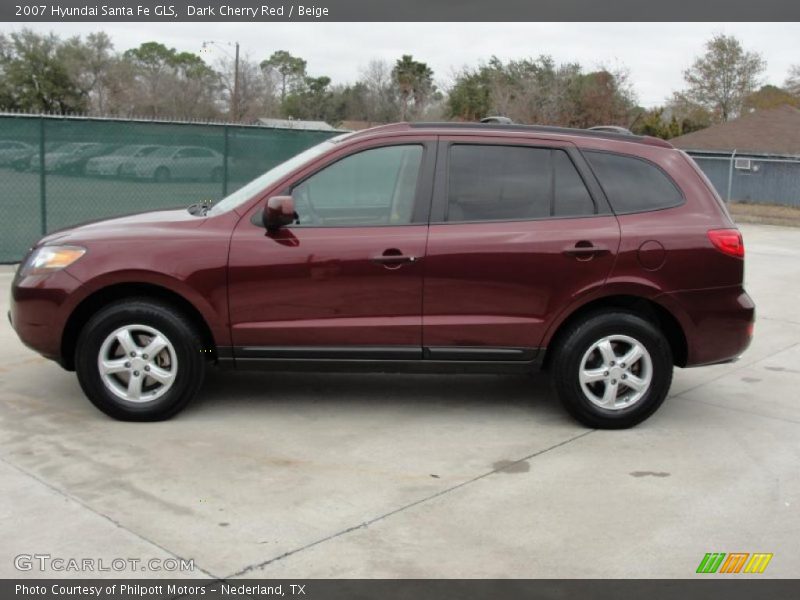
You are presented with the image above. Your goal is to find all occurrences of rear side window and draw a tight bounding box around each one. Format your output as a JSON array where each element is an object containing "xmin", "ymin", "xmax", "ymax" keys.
[
  {"xmin": 584, "ymin": 151, "xmax": 684, "ymax": 214},
  {"xmin": 446, "ymin": 145, "xmax": 595, "ymax": 222}
]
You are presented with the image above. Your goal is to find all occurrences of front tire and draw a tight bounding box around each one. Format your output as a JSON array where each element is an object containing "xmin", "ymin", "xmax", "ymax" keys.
[
  {"xmin": 75, "ymin": 299, "xmax": 206, "ymax": 421},
  {"xmin": 549, "ymin": 311, "xmax": 673, "ymax": 429}
]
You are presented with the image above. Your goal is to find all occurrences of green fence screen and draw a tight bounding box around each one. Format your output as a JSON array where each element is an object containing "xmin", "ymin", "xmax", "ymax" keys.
[{"xmin": 0, "ymin": 114, "xmax": 339, "ymax": 263}]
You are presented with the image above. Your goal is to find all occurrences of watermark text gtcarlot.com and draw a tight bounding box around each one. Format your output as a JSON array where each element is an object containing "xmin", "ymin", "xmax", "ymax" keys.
[{"xmin": 14, "ymin": 553, "xmax": 194, "ymax": 573}]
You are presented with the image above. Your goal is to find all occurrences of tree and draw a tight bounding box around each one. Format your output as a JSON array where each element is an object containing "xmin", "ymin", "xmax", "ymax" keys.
[
  {"xmin": 168, "ymin": 51, "xmax": 221, "ymax": 119},
  {"xmin": 260, "ymin": 50, "xmax": 306, "ymax": 103},
  {"xmin": 743, "ymin": 84, "xmax": 800, "ymax": 111},
  {"xmin": 0, "ymin": 29, "xmax": 86, "ymax": 113},
  {"xmin": 122, "ymin": 42, "xmax": 176, "ymax": 117},
  {"xmin": 283, "ymin": 75, "xmax": 335, "ymax": 121},
  {"xmin": 216, "ymin": 53, "xmax": 279, "ymax": 122},
  {"xmin": 446, "ymin": 55, "xmax": 634, "ymax": 127},
  {"xmin": 665, "ymin": 93, "xmax": 714, "ymax": 134},
  {"xmin": 60, "ymin": 32, "xmax": 116, "ymax": 114},
  {"xmin": 680, "ymin": 34, "xmax": 765, "ymax": 122},
  {"xmin": 785, "ymin": 65, "xmax": 800, "ymax": 97},
  {"xmin": 122, "ymin": 42, "xmax": 220, "ymax": 118},
  {"xmin": 392, "ymin": 55, "xmax": 435, "ymax": 120},
  {"xmin": 629, "ymin": 107, "xmax": 684, "ymax": 139},
  {"xmin": 358, "ymin": 59, "xmax": 400, "ymax": 122}
]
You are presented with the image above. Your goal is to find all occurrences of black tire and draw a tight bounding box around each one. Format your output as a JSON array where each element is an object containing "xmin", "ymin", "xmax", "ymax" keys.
[
  {"xmin": 154, "ymin": 166, "xmax": 170, "ymax": 183},
  {"xmin": 549, "ymin": 310, "xmax": 673, "ymax": 429},
  {"xmin": 75, "ymin": 299, "xmax": 206, "ymax": 421}
]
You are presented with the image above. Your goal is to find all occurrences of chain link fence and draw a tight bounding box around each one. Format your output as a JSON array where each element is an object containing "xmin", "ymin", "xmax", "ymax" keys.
[
  {"xmin": 687, "ymin": 151, "xmax": 800, "ymax": 208},
  {"xmin": 0, "ymin": 114, "xmax": 340, "ymax": 263}
]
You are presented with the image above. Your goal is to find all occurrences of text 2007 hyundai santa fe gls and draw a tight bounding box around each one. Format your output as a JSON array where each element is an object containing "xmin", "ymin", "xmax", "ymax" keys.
[{"xmin": 9, "ymin": 122, "xmax": 755, "ymax": 428}]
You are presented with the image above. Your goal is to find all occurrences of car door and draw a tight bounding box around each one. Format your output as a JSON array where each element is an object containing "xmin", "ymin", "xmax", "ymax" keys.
[
  {"xmin": 189, "ymin": 147, "xmax": 217, "ymax": 178},
  {"xmin": 422, "ymin": 136, "xmax": 620, "ymax": 359},
  {"xmin": 171, "ymin": 148, "xmax": 194, "ymax": 178},
  {"xmin": 227, "ymin": 138, "xmax": 436, "ymax": 362}
]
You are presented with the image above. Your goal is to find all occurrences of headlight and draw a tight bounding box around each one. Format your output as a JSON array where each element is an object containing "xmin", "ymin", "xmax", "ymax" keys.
[{"xmin": 20, "ymin": 245, "xmax": 86, "ymax": 276}]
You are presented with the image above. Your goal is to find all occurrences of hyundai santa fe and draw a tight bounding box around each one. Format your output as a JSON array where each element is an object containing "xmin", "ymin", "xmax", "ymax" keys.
[{"xmin": 9, "ymin": 122, "xmax": 755, "ymax": 428}]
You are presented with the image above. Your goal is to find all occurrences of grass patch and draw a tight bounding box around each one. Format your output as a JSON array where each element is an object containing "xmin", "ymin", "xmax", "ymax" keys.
[{"xmin": 729, "ymin": 202, "xmax": 800, "ymax": 228}]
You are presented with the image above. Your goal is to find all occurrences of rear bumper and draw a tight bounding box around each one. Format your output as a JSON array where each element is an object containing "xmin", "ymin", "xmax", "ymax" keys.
[
  {"xmin": 657, "ymin": 286, "xmax": 755, "ymax": 367},
  {"xmin": 9, "ymin": 269, "xmax": 82, "ymax": 363}
]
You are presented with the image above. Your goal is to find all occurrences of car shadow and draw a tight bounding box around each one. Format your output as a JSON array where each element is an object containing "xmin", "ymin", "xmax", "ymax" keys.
[{"xmin": 188, "ymin": 369, "xmax": 559, "ymax": 418}]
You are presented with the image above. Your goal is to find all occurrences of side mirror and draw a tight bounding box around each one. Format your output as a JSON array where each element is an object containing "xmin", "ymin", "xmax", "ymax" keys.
[{"xmin": 263, "ymin": 196, "xmax": 296, "ymax": 231}]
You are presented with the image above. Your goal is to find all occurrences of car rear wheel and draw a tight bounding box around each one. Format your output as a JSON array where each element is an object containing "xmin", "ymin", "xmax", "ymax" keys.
[
  {"xmin": 75, "ymin": 299, "xmax": 205, "ymax": 421},
  {"xmin": 549, "ymin": 311, "xmax": 673, "ymax": 429}
]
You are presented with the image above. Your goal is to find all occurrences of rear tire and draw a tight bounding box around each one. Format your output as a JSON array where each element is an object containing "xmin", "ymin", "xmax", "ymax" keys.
[
  {"xmin": 549, "ymin": 311, "xmax": 673, "ymax": 429},
  {"xmin": 75, "ymin": 299, "xmax": 205, "ymax": 421}
]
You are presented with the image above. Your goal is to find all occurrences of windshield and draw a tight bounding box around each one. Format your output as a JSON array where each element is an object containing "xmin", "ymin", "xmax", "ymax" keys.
[
  {"xmin": 52, "ymin": 143, "xmax": 81, "ymax": 153},
  {"xmin": 207, "ymin": 136, "xmax": 345, "ymax": 216},
  {"xmin": 109, "ymin": 145, "xmax": 151, "ymax": 156},
  {"xmin": 150, "ymin": 146, "xmax": 180, "ymax": 157}
]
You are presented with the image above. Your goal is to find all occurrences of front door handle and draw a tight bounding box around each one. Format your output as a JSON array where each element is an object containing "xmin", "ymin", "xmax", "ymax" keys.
[{"xmin": 371, "ymin": 248, "xmax": 418, "ymax": 269}]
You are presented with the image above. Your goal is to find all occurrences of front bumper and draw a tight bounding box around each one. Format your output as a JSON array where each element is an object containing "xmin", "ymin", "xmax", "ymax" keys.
[{"xmin": 9, "ymin": 269, "xmax": 83, "ymax": 362}]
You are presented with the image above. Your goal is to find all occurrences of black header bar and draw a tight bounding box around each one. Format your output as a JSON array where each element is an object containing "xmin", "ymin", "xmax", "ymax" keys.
[{"xmin": 3, "ymin": 0, "xmax": 800, "ymax": 22}]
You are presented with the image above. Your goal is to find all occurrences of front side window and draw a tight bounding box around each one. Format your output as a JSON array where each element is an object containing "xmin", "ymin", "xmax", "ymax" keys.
[
  {"xmin": 292, "ymin": 145, "xmax": 423, "ymax": 227},
  {"xmin": 446, "ymin": 145, "xmax": 595, "ymax": 222}
]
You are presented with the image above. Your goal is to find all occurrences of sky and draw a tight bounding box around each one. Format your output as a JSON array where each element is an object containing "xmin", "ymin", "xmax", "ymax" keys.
[{"xmin": 5, "ymin": 21, "xmax": 799, "ymax": 108}]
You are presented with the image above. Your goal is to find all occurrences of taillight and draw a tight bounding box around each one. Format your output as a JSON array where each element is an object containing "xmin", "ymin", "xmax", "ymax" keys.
[{"xmin": 708, "ymin": 229, "xmax": 744, "ymax": 259}]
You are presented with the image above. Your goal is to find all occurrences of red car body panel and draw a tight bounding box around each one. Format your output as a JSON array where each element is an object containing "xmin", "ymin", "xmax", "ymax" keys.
[
  {"xmin": 422, "ymin": 216, "xmax": 620, "ymax": 349},
  {"xmin": 227, "ymin": 225, "xmax": 428, "ymax": 348},
  {"xmin": 9, "ymin": 123, "xmax": 755, "ymax": 373}
]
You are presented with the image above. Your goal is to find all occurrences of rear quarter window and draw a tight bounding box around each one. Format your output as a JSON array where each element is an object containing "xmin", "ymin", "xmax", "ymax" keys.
[{"xmin": 583, "ymin": 150, "xmax": 684, "ymax": 214}]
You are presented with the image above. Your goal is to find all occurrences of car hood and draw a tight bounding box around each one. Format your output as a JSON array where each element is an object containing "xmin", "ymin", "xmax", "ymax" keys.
[{"xmin": 38, "ymin": 208, "xmax": 207, "ymax": 245}]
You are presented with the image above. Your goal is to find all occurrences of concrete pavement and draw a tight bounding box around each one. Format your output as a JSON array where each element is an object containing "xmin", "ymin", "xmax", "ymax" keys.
[{"xmin": 1, "ymin": 223, "xmax": 798, "ymax": 579}]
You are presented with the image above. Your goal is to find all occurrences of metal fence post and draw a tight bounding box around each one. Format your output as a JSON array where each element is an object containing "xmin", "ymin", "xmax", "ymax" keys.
[
  {"xmin": 39, "ymin": 115, "xmax": 47, "ymax": 234},
  {"xmin": 726, "ymin": 149, "xmax": 737, "ymax": 203},
  {"xmin": 222, "ymin": 124, "xmax": 229, "ymax": 197}
]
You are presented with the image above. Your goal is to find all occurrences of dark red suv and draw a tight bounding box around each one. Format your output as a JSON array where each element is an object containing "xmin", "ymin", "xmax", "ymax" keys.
[{"xmin": 9, "ymin": 123, "xmax": 755, "ymax": 428}]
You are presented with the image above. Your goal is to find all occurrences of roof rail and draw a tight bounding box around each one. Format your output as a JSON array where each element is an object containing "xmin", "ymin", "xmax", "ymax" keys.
[
  {"xmin": 588, "ymin": 125, "xmax": 633, "ymax": 135},
  {"xmin": 408, "ymin": 122, "xmax": 673, "ymax": 148}
]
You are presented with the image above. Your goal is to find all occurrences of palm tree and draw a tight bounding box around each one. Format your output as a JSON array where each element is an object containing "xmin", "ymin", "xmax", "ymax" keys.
[{"xmin": 392, "ymin": 55, "xmax": 434, "ymax": 121}]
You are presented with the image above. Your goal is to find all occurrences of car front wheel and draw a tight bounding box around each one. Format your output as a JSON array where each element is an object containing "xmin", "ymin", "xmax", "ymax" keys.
[
  {"xmin": 75, "ymin": 299, "xmax": 206, "ymax": 421},
  {"xmin": 549, "ymin": 311, "xmax": 673, "ymax": 429}
]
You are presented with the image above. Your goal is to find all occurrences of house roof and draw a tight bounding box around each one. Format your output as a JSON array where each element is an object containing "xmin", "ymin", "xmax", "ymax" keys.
[
  {"xmin": 670, "ymin": 106, "xmax": 800, "ymax": 156},
  {"xmin": 339, "ymin": 120, "xmax": 387, "ymax": 131},
  {"xmin": 256, "ymin": 118, "xmax": 336, "ymax": 131}
]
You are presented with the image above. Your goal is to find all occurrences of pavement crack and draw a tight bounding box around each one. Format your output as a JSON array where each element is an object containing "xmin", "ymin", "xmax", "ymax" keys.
[
  {"xmin": 0, "ymin": 455, "xmax": 220, "ymax": 580},
  {"xmin": 758, "ymin": 316, "xmax": 800, "ymax": 327},
  {"xmin": 227, "ymin": 429, "xmax": 595, "ymax": 578},
  {"xmin": 674, "ymin": 396, "xmax": 800, "ymax": 425}
]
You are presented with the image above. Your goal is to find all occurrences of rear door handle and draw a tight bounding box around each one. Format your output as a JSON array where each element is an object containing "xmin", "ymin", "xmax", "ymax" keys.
[
  {"xmin": 372, "ymin": 255, "xmax": 417, "ymax": 264},
  {"xmin": 562, "ymin": 243, "xmax": 610, "ymax": 260},
  {"xmin": 371, "ymin": 248, "xmax": 418, "ymax": 269}
]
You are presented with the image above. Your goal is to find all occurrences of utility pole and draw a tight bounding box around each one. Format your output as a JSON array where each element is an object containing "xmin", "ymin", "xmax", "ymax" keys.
[{"xmin": 233, "ymin": 42, "xmax": 240, "ymax": 121}]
